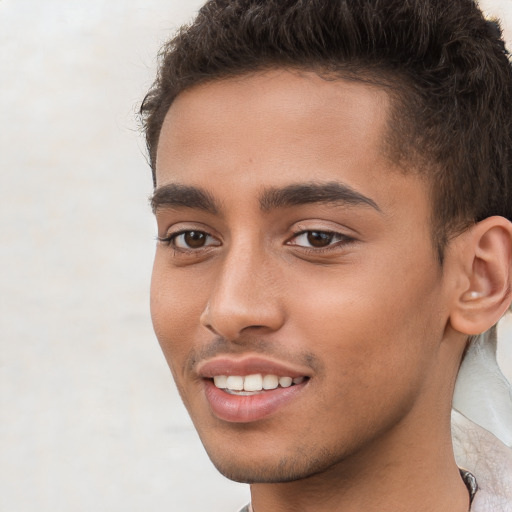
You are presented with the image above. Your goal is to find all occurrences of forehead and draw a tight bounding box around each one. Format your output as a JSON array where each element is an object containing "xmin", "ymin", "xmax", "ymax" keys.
[
  {"xmin": 155, "ymin": 69, "xmax": 424, "ymax": 217},
  {"xmin": 160, "ymin": 69, "xmax": 390, "ymax": 138}
]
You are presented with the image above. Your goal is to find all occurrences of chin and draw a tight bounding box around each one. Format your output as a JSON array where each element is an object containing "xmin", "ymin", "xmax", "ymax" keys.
[{"xmin": 202, "ymin": 443, "xmax": 345, "ymax": 484}]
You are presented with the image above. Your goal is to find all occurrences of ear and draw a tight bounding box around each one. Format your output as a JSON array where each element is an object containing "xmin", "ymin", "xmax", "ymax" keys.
[{"xmin": 449, "ymin": 216, "xmax": 512, "ymax": 336}]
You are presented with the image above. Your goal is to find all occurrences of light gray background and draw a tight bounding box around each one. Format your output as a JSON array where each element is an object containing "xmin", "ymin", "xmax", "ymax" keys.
[{"xmin": 0, "ymin": 1, "xmax": 511, "ymax": 511}]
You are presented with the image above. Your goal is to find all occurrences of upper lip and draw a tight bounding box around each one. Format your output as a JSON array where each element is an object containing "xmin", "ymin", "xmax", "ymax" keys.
[{"xmin": 197, "ymin": 355, "xmax": 312, "ymax": 379}]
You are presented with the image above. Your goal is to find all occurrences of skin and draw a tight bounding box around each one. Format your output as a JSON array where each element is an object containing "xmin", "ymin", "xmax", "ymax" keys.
[{"xmin": 151, "ymin": 70, "xmax": 472, "ymax": 512}]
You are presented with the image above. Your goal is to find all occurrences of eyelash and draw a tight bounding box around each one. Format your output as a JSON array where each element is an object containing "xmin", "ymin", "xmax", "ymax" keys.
[
  {"xmin": 286, "ymin": 230, "xmax": 356, "ymax": 253},
  {"xmin": 158, "ymin": 228, "xmax": 355, "ymax": 254},
  {"xmin": 157, "ymin": 230, "xmax": 219, "ymax": 252}
]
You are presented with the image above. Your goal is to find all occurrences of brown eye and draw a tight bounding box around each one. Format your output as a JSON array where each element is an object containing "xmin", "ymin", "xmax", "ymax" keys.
[
  {"xmin": 306, "ymin": 231, "xmax": 334, "ymax": 247},
  {"xmin": 184, "ymin": 231, "xmax": 207, "ymax": 248},
  {"xmin": 288, "ymin": 230, "xmax": 354, "ymax": 250},
  {"xmin": 168, "ymin": 230, "xmax": 220, "ymax": 250}
]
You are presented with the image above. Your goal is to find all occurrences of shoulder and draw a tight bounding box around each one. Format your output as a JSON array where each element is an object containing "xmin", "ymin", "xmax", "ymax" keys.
[{"xmin": 452, "ymin": 409, "xmax": 512, "ymax": 512}]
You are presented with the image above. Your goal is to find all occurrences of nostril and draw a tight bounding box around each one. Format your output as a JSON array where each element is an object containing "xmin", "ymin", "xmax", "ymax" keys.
[
  {"xmin": 202, "ymin": 322, "xmax": 220, "ymax": 336},
  {"xmin": 242, "ymin": 324, "xmax": 267, "ymax": 331},
  {"xmin": 199, "ymin": 291, "xmax": 285, "ymax": 339}
]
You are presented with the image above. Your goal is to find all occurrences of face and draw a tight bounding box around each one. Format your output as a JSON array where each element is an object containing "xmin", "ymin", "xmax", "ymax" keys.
[{"xmin": 151, "ymin": 70, "xmax": 452, "ymax": 483}]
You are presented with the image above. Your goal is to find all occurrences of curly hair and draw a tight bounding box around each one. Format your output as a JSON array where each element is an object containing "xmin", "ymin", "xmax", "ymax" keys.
[{"xmin": 140, "ymin": 0, "xmax": 512, "ymax": 259}]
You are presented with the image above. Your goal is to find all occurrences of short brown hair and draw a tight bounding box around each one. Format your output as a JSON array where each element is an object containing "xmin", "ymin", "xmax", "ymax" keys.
[{"xmin": 140, "ymin": 0, "xmax": 512, "ymax": 258}]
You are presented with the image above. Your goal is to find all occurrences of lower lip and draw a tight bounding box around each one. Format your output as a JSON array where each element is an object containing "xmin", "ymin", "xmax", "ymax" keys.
[{"xmin": 203, "ymin": 380, "xmax": 307, "ymax": 423}]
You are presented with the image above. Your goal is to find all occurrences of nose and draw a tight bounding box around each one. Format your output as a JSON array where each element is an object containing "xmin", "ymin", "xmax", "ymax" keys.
[{"xmin": 200, "ymin": 244, "xmax": 285, "ymax": 341}]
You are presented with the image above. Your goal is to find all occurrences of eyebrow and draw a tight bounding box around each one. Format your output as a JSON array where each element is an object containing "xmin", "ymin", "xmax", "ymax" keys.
[
  {"xmin": 259, "ymin": 181, "xmax": 381, "ymax": 212},
  {"xmin": 150, "ymin": 180, "xmax": 381, "ymax": 215},
  {"xmin": 150, "ymin": 183, "xmax": 218, "ymax": 214}
]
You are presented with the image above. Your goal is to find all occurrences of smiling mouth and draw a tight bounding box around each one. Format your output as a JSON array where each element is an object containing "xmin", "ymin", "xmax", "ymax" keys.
[
  {"xmin": 211, "ymin": 374, "xmax": 307, "ymax": 395},
  {"xmin": 203, "ymin": 371, "xmax": 309, "ymax": 422}
]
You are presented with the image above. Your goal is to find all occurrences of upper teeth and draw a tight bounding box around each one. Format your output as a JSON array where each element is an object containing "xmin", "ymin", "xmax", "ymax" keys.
[{"xmin": 213, "ymin": 374, "xmax": 305, "ymax": 392}]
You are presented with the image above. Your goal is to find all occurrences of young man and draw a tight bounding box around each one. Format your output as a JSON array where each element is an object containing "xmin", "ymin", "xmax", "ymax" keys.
[{"xmin": 140, "ymin": 1, "xmax": 512, "ymax": 510}]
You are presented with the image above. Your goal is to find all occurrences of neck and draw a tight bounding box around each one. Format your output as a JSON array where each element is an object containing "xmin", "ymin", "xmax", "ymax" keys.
[{"xmin": 249, "ymin": 407, "xmax": 470, "ymax": 512}]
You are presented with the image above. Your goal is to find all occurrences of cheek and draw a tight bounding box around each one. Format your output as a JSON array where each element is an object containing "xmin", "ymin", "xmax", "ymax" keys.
[
  {"xmin": 150, "ymin": 254, "xmax": 209, "ymax": 373},
  {"xmin": 286, "ymin": 251, "xmax": 443, "ymax": 383}
]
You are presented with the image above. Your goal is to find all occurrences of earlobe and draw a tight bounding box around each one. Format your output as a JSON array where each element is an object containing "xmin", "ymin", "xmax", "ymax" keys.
[{"xmin": 449, "ymin": 216, "xmax": 512, "ymax": 336}]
